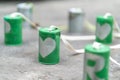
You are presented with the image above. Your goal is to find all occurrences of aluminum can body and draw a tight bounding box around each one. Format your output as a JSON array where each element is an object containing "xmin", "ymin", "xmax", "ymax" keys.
[
  {"xmin": 38, "ymin": 27, "xmax": 61, "ymax": 65},
  {"xmin": 83, "ymin": 44, "xmax": 110, "ymax": 80},
  {"xmin": 69, "ymin": 8, "xmax": 85, "ymax": 33},
  {"xmin": 4, "ymin": 15, "xmax": 23, "ymax": 45},
  {"xmin": 95, "ymin": 15, "xmax": 114, "ymax": 44}
]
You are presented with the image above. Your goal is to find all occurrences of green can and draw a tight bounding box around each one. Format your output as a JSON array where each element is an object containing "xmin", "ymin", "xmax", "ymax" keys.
[
  {"xmin": 38, "ymin": 26, "xmax": 61, "ymax": 65},
  {"xmin": 4, "ymin": 14, "xmax": 23, "ymax": 45},
  {"xmin": 83, "ymin": 42, "xmax": 110, "ymax": 80},
  {"xmin": 96, "ymin": 13, "xmax": 114, "ymax": 44}
]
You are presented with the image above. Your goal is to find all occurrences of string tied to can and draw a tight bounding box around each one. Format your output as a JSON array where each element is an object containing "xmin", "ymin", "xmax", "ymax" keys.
[
  {"xmin": 48, "ymin": 25, "xmax": 58, "ymax": 31},
  {"xmin": 10, "ymin": 12, "xmax": 39, "ymax": 29},
  {"xmin": 92, "ymin": 42, "xmax": 102, "ymax": 50}
]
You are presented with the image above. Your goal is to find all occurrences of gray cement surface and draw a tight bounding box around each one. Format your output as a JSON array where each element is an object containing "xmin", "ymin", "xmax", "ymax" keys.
[{"xmin": 0, "ymin": 0, "xmax": 120, "ymax": 80}]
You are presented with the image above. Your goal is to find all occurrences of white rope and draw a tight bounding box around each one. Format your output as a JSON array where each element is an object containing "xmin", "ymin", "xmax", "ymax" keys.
[
  {"xmin": 114, "ymin": 20, "xmax": 120, "ymax": 32},
  {"xmin": 110, "ymin": 57, "xmax": 120, "ymax": 67},
  {"xmin": 61, "ymin": 33, "xmax": 120, "ymax": 41},
  {"xmin": 61, "ymin": 35, "xmax": 120, "ymax": 67},
  {"xmin": 61, "ymin": 35, "xmax": 95, "ymax": 41},
  {"xmin": 10, "ymin": 12, "xmax": 38, "ymax": 29},
  {"xmin": 113, "ymin": 20, "xmax": 120, "ymax": 38},
  {"xmin": 110, "ymin": 44, "xmax": 120, "ymax": 49},
  {"xmin": 61, "ymin": 36, "xmax": 79, "ymax": 53},
  {"xmin": 11, "ymin": 12, "xmax": 120, "ymax": 67}
]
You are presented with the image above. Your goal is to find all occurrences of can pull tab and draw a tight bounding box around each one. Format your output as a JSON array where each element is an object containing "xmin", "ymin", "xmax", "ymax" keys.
[
  {"xmin": 48, "ymin": 25, "xmax": 58, "ymax": 31},
  {"xmin": 92, "ymin": 42, "xmax": 102, "ymax": 50},
  {"xmin": 10, "ymin": 12, "xmax": 21, "ymax": 17},
  {"xmin": 104, "ymin": 13, "xmax": 112, "ymax": 19}
]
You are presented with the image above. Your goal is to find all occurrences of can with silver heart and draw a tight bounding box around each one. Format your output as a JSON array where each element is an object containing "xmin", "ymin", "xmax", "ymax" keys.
[
  {"xmin": 96, "ymin": 13, "xmax": 114, "ymax": 44},
  {"xmin": 38, "ymin": 25, "xmax": 61, "ymax": 65},
  {"xmin": 68, "ymin": 8, "xmax": 85, "ymax": 33},
  {"xmin": 4, "ymin": 13, "xmax": 23, "ymax": 45},
  {"xmin": 17, "ymin": 3, "xmax": 33, "ymax": 28}
]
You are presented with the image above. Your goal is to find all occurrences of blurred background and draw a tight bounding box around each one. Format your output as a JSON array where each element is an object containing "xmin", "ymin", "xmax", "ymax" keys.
[
  {"xmin": 0, "ymin": 0, "xmax": 120, "ymax": 80},
  {"xmin": 1, "ymin": 0, "xmax": 120, "ymax": 26}
]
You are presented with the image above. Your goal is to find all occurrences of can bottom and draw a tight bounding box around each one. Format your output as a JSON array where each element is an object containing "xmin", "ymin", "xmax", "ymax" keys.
[
  {"xmin": 38, "ymin": 61, "xmax": 59, "ymax": 65},
  {"xmin": 5, "ymin": 42, "xmax": 22, "ymax": 46}
]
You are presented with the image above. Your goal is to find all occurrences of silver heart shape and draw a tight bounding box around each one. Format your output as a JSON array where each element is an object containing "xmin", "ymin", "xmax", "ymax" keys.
[
  {"xmin": 5, "ymin": 21, "xmax": 11, "ymax": 33},
  {"xmin": 96, "ymin": 23, "xmax": 111, "ymax": 40},
  {"xmin": 39, "ymin": 37, "xmax": 56, "ymax": 58}
]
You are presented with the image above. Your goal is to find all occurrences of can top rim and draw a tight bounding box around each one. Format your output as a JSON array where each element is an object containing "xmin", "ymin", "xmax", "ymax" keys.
[
  {"xmin": 97, "ymin": 15, "xmax": 113, "ymax": 20},
  {"xmin": 4, "ymin": 15, "xmax": 22, "ymax": 20},
  {"xmin": 69, "ymin": 8, "xmax": 84, "ymax": 13},
  {"xmin": 39, "ymin": 27, "xmax": 60, "ymax": 34},
  {"xmin": 17, "ymin": 3, "xmax": 33, "ymax": 9},
  {"xmin": 85, "ymin": 44, "xmax": 110, "ymax": 53},
  {"xmin": 97, "ymin": 15, "xmax": 113, "ymax": 24}
]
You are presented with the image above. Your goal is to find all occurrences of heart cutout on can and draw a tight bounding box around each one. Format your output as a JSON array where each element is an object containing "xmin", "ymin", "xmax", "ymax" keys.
[
  {"xmin": 39, "ymin": 37, "xmax": 56, "ymax": 58},
  {"xmin": 5, "ymin": 21, "xmax": 11, "ymax": 33},
  {"xmin": 96, "ymin": 23, "xmax": 111, "ymax": 40}
]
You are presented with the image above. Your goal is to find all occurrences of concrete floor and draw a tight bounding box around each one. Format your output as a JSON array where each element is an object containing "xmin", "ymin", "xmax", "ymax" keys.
[{"xmin": 0, "ymin": 0, "xmax": 120, "ymax": 80}]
